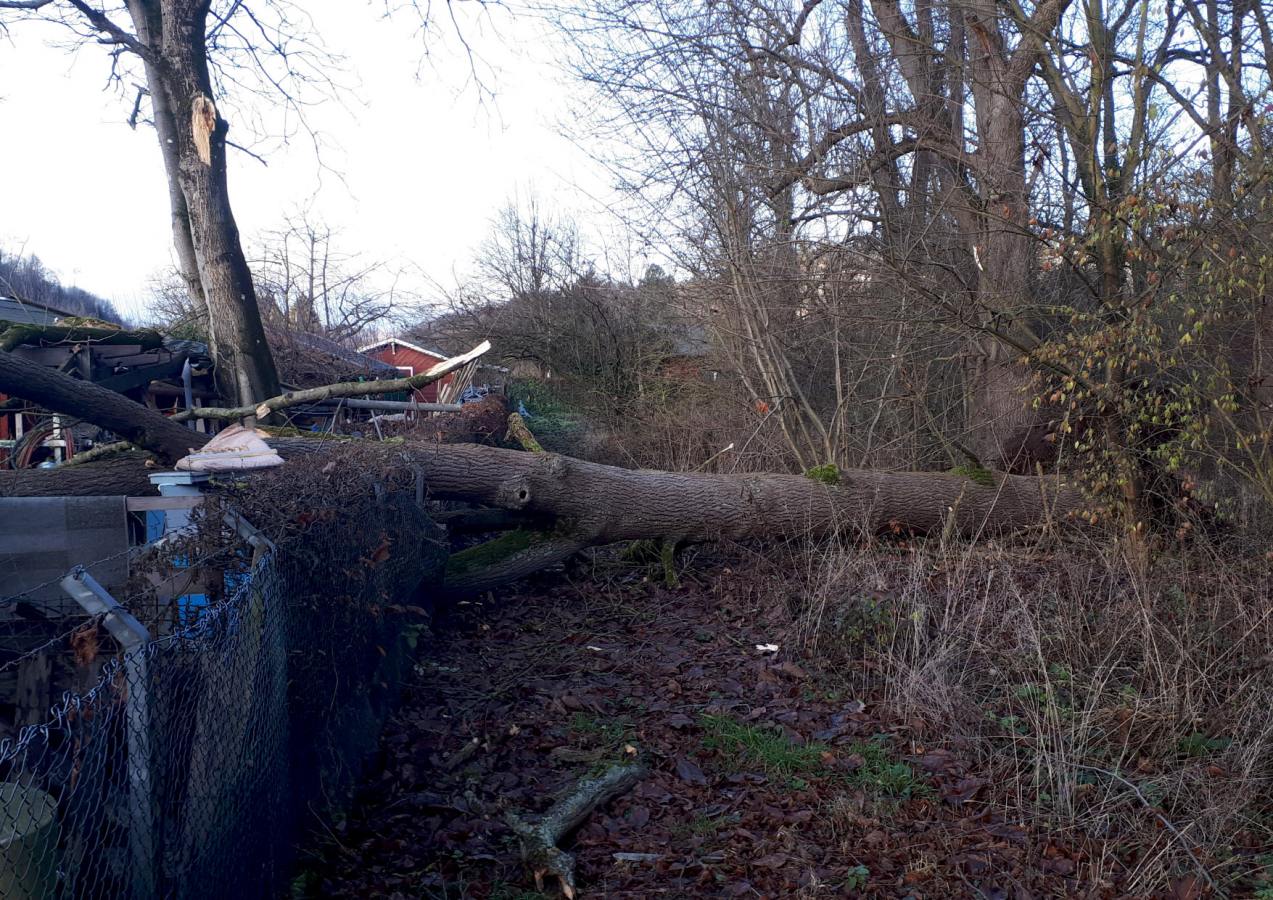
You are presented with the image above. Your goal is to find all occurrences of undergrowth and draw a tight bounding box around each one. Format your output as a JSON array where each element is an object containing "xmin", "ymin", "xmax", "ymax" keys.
[{"xmin": 784, "ymin": 535, "xmax": 1273, "ymax": 895}]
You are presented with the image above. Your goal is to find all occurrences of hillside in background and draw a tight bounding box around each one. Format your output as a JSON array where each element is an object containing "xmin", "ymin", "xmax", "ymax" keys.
[{"xmin": 0, "ymin": 247, "xmax": 125, "ymax": 324}]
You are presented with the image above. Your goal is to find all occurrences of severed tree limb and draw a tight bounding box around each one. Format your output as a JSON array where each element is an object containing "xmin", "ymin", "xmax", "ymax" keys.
[
  {"xmin": 0, "ymin": 320, "xmax": 164, "ymax": 353},
  {"xmin": 176, "ymin": 340, "xmax": 491, "ymax": 422},
  {"xmin": 507, "ymin": 412, "xmax": 545, "ymax": 453},
  {"xmin": 444, "ymin": 529, "xmax": 588, "ymax": 594},
  {"xmin": 505, "ymin": 762, "xmax": 645, "ymax": 899}
]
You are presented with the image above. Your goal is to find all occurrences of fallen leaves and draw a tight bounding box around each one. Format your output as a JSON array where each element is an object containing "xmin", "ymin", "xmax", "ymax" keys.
[
  {"xmin": 674, "ymin": 756, "xmax": 708, "ymax": 785},
  {"xmin": 301, "ymin": 559, "xmax": 1127, "ymax": 900}
]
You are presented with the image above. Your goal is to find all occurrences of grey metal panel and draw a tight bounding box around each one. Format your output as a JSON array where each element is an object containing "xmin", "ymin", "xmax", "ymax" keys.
[
  {"xmin": 0, "ymin": 497, "xmax": 129, "ymax": 611},
  {"xmin": 0, "ymin": 297, "xmax": 65, "ymax": 327}
]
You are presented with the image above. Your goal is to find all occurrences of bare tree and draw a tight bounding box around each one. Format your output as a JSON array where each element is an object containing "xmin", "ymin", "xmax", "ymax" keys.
[
  {"xmin": 0, "ymin": 0, "xmax": 326, "ymax": 405},
  {"xmin": 253, "ymin": 214, "xmax": 408, "ymax": 343},
  {"xmin": 475, "ymin": 196, "xmax": 583, "ymax": 301}
]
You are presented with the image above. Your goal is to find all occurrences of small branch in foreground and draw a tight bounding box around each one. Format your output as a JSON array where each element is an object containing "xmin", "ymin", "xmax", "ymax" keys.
[
  {"xmin": 506, "ymin": 761, "xmax": 645, "ymax": 898},
  {"xmin": 175, "ymin": 340, "xmax": 491, "ymax": 422},
  {"xmin": 60, "ymin": 441, "xmax": 138, "ymax": 467}
]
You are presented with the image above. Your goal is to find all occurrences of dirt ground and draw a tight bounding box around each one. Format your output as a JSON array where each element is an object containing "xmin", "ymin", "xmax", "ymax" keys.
[{"xmin": 298, "ymin": 551, "xmax": 1147, "ymax": 899}]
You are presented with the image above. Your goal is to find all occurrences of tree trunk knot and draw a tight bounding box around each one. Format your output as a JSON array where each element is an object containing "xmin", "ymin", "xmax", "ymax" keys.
[{"xmin": 497, "ymin": 476, "xmax": 534, "ymax": 509}]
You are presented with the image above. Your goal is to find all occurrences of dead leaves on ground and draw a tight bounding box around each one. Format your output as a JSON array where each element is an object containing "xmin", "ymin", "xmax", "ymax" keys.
[{"xmin": 301, "ymin": 566, "xmax": 1134, "ymax": 899}]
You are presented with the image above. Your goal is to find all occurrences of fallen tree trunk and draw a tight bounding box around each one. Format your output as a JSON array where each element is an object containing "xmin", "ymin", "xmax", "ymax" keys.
[
  {"xmin": 0, "ymin": 321, "xmax": 164, "ymax": 353},
  {"xmin": 408, "ymin": 444, "xmax": 1083, "ymax": 591},
  {"xmin": 0, "ymin": 452, "xmax": 161, "ymax": 497},
  {"xmin": 0, "ymin": 349, "xmax": 208, "ymax": 463},
  {"xmin": 406, "ymin": 445, "xmax": 1081, "ymax": 542},
  {"xmin": 0, "ymin": 347, "xmax": 1087, "ymax": 593}
]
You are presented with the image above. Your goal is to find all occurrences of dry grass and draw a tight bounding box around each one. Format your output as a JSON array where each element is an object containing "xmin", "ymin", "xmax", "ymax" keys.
[{"xmin": 789, "ymin": 534, "xmax": 1273, "ymax": 894}]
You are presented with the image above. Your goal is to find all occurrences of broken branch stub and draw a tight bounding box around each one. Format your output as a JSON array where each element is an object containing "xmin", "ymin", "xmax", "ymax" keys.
[
  {"xmin": 506, "ymin": 761, "xmax": 645, "ymax": 898},
  {"xmin": 507, "ymin": 412, "xmax": 545, "ymax": 454}
]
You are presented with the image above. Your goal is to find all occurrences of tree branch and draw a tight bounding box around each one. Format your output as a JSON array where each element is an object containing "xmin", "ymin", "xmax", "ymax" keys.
[
  {"xmin": 64, "ymin": 0, "xmax": 155, "ymax": 62},
  {"xmin": 178, "ymin": 340, "xmax": 491, "ymax": 421}
]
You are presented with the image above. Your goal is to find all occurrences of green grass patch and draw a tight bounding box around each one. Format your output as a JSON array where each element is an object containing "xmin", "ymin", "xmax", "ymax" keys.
[
  {"xmin": 570, "ymin": 712, "xmax": 632, "ymax": 746},
  {"xmin": 1177, "ymin": 731, "xmax": 1232, "ymax": 757},
  {"xmin": 845, "ymin": 736, "xmax": 931, "ymax": 800},
  {"xmin": 671, "ymin": 812, "xmax": 737, "ymax": 840},
  {"xmin": 700, "ymin": 714, "xmax": 831, "ymax": 779}
]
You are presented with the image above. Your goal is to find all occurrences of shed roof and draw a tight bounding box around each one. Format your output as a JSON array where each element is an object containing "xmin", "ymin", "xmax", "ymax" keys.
[
  {"xmin": 289, "ymin": 330, "xmax": 400, "ymax": 377},
  {"xmin": 357, "ymin": 337, "xmax": 449, "ymax": 360},
  {"xmin": 0, "ymin": 295, "xmax": 72, "ymax": 327}
]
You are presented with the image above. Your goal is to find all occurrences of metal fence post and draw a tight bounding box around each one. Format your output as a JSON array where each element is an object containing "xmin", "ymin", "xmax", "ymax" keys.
[
  {"xmin": 61, "ymin": 568, "xmax": 156, "ymax": 900},
  {"xmin": 224, "ymin": 511, "xmax": 276, "ymax": 567}
]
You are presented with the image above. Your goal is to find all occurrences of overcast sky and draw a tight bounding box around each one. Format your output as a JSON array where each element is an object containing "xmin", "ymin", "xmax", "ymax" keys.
[{"xmin": 0, "ymin": 2, "xmax": 620, "ymax": 321}]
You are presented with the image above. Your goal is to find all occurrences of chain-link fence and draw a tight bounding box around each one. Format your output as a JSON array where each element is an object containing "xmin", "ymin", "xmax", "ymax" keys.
[{"xmin": 0, "ymin": 490, "xmax": 443, "ymax": 899}]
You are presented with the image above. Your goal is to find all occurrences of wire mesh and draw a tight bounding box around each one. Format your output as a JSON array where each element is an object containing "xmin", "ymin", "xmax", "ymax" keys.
[{"xmin": 0, "ymin": 491, "xmax": 442, "ymax": 899}]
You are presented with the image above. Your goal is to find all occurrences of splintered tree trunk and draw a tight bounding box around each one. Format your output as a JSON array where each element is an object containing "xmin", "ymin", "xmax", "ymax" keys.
[{"xmin": 125, "ymin": 0, "xmax": 280, "ymax": 409}]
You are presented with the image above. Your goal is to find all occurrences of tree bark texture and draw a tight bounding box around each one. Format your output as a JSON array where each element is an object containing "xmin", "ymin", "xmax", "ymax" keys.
[
  {"xmin": 125, "ymin": 0, "xmax": 280, "ymax": 408},
  {"xmin": 407, "ymin": 444, "xmax": 1083, "ymax": 546},
  {"xmin": 0, "ymin": 453, "xmax": 159, "ymax": 497}
]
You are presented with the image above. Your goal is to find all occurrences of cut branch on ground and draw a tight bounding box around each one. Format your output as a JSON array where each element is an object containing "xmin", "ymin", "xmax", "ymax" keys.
[{"xmin": 506, "ymin": 761, "xmax": 645, "ymax": 899}]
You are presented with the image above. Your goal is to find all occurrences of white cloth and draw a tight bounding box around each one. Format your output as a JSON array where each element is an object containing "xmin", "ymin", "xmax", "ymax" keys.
[{"xmin": 175, "ymin": 424, "xmax": 284, "ymax": 471}]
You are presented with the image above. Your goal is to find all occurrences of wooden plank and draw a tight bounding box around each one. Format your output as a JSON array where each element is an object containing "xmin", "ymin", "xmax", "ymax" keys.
[{"xmin": 125, "ymin": 496, "xmax": 203, "ymax": 512}]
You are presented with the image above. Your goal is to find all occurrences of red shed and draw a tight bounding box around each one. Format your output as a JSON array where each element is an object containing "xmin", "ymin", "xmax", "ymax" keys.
[{"xmin": 357, "ymin": 337, "xmax": 455, "ymax": 403}]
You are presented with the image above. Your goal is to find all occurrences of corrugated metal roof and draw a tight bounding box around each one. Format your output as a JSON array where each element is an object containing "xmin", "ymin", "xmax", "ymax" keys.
[
  {"xmin": 0, "ymin": 296, "xmax": 69, "ymax": 327},
  {"xmin": 285, "ymin": 330, "xmax": 400, "ymax": 377}
]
